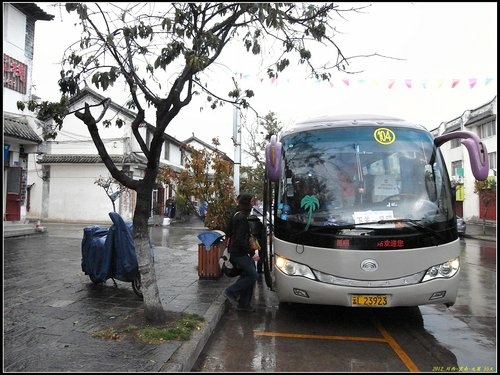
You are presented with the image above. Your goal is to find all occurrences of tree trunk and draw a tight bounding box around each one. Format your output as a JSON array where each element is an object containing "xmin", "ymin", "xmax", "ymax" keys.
[{"xmin": 134, "ymin": 187, "xmax": 167, "ymax": 323}]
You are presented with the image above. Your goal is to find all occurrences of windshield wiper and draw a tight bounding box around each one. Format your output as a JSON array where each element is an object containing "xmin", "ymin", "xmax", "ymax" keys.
[
  {"xmin": 291, "ymin": 218, "xmax": 447, "ymax": 243},
  {"xmin": 354, "ymin": 219, "xmax": 446, "ymax": 242}
]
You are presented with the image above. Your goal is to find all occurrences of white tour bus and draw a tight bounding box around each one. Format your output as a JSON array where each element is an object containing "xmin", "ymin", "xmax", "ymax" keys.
[{"xmin": 259, "ymin": 115, "xmax": 488, "ymax": 308}]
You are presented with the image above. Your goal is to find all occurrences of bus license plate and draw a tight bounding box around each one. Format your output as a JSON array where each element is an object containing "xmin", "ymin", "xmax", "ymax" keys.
[{"xmin": 352, "ymin": 295, "xmax": 388, "ymax": 306}]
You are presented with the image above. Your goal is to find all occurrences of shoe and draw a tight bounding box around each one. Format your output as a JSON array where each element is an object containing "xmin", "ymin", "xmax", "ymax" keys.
[
  {"xmin": 236, "ymin": 305, "xmax": 256, "ymax": 312},
  {"xmin": 223, "ymin": 290, "xmax": 239, "ymax": 308}
]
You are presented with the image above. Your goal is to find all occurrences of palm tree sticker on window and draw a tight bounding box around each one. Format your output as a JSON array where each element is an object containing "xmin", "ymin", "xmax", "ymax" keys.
[{"xmin": 300, "ymin": 195, "xmax": 319, "ymax": 231}]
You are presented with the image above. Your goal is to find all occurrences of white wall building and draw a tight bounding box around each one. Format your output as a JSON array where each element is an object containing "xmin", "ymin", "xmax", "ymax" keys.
[
  {"xmin": 432, "ymin": 96, "xmax": 497, "ymax": 223},
  {"xmin": 3, "ymin": 3, "xmax": 53, "ymax": 222},
  {"xmin": 26, "ymin": 86, "xmax": 187, "ymax": 223}
]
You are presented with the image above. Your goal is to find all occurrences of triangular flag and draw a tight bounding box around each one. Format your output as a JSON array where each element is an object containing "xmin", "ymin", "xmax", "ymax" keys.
[
  {"xmin": 469, "ymin": 78, "xmax": 477, "ymax": 89},
  {"xmin": 387, "ymin": 79, "xmax": 395, "ymax": 89},
  {"xmin": 485, "ymin": 78, "xmax": 493, "ymax": 86},
  {"xmin": 329, "ymin": 81, "xmax": 334, "ymax": 88},
  {"xmin": 405, "ymin": 79, "xmax": 412, "ymax": 89},
  {"xmin": 451, "ymin": 79, "xmax": 460, "ymax": 88},
  {"xmin": 343, "ymin": 79, "xmax": 350, "ymax": 86}
]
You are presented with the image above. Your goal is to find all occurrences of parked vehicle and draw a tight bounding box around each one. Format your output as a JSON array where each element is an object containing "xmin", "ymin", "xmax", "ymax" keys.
[
  {"xmin": 261, "ymin": 114, "xmax": 489, "ymax": 308},
  {"xmin": 457, "ymin": 216, "xmax": 466, "ymax": 236},
  {"xmin": 81, "ymin": 212, "xmax": 142, "ymax": 298}
]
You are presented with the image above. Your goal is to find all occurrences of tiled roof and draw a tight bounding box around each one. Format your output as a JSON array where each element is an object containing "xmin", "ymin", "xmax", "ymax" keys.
[
  {"xmin": 11, "ymin": 3, "xmax": 54, "ymax": 21},
  {"xmin": 37, "ymin": 153, "xmax": 147, "ymax": 165},
  {"xmin": 37, "ymin": 153, "xmax": 183, "ymax": 172},
  {"xmin": 3, "ymin": 115, "xmax": 43, "ymax": 143}
]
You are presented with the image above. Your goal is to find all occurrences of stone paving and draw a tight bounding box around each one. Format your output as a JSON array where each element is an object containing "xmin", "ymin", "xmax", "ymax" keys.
[{"xmin": 3, "ymin": 222, "xmax": 233, "ymax": 372}]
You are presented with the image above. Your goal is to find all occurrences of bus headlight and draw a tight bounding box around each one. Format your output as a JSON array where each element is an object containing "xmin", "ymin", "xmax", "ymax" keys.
[
  {"xmin": 422, "ymin": 258, "xmax": 460, "ymax": 282},
  {"xmin": 275, "ymin": 256, "xmax": 316, "ymax": 280}
]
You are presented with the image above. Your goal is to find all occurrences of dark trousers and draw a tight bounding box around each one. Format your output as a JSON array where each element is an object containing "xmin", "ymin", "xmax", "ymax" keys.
[{"xmin": 225, "ymin": 254, "xmax": 258, "ymax": 307}]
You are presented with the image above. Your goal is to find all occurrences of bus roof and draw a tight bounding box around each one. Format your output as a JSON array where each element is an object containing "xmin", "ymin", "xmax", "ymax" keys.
[{"xmin": 282, "ymin": 114, "xmax": 428, "ymax": 137}]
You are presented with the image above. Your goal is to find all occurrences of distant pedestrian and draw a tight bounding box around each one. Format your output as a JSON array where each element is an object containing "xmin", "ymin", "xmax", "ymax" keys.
[
  {"xmin": 199, "ymin": 201, "xmax": 208, "ymax": 221},
  {"xmin": 165, "ymin": 198, "xmax": 176, "ymax": 218},
  {"xmin": 223, "ymin": 193, "xmax": 259, "ymax": 312}
]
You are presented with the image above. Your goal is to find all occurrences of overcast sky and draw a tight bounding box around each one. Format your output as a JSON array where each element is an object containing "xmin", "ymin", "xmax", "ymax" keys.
[{"xmin": 32, "ymin": 2, "xmax": 497, "ymax": 159}]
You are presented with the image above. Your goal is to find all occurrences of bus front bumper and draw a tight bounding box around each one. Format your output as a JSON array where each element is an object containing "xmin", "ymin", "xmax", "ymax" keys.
[{"xmin": 273, "ymin": 270, "xmax": 459, "ymax": 307}]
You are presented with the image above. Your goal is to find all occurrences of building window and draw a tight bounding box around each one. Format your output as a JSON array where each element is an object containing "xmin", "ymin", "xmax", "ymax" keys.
[
  {"xmin": 478, "ymin": 120, "xmax": 496, "ymax": 139},
  {"xmin": 164, "ymin": 141, "xmax": 170, "ymax": 160},
  {"xmin": 488, "ymin": 152, "xmax": 497, "ymax": 170},
  {"xmin": 181, "ymin": 150, "xmax": 187, "ymax": 166},
  {"xmin": 3, "ymin": 54, "xmax": 27, "ymax": 94},
  {"xmin": 450, "ymin": 138, "xmax": 461, "ymax": 149},
  {"xmin": 451, "ymin": 160, "xmax": 463, "ymax": 177}
]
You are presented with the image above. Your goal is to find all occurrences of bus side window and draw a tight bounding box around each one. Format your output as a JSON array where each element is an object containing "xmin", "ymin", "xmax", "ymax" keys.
[
  {"xmin": 285, "ymin": 169, "xmax": 294, "ymax": 197},
  {"xmin": 424, "ymin": 164, "xmax": 437, "ymax": 201}
]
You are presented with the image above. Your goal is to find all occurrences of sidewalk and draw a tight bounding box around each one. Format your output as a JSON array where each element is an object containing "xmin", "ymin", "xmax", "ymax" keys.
[
  {"xmin": 461, "ymin": 221, "xmax": 497, "ymax": 242},
  {"xmin": 3, "ymin": 219, "xmax": 233, "ymax": 372}
]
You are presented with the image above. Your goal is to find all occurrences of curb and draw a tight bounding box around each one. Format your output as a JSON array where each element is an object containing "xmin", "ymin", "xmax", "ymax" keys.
[
  {"xmin": 160, "ymin": 293, "xmax": 228, "ymax": 372},
  {"xmin": 463, "ymin": 234, "xmax": 496, "ymax": 242}
]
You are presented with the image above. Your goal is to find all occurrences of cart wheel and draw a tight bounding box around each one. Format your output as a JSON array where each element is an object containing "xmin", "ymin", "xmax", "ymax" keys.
[
  {"xmin": 132, "ymin": 276, "xmax": 143, "ymax": 299},
  {"xmin": 89, "ymin": 275, "xmax": 102, "ymax": 285}
]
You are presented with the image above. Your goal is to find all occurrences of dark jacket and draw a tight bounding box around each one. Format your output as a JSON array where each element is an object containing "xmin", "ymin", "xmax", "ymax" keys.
[{"xmin": 226, "ymin": 207, "xmax": 252, "ymax": 257}]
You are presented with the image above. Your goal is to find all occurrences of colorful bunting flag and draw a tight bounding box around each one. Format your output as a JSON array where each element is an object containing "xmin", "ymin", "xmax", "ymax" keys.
[{"xmin": 235, "ymin": 73, "xmax": 495, "ymax": 90}]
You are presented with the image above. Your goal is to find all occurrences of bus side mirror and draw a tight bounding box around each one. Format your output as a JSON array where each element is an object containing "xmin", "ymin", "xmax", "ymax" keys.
[
  {"xmin": 434, "ymin": 130, "xmax": 489, "ymax": 180},
  {"xmin": 266, "ymin": 135, "xmax": 282, "ymax": 182}
]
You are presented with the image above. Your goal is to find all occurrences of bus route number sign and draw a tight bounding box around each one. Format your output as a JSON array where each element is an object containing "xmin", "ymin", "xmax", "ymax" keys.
[{"xmin": 351, "ymin": 294, "xmax": 388, "ymax": 306}]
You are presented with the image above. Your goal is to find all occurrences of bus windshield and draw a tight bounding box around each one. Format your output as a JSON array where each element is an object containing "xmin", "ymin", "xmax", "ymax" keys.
[{"xmin": 277, "ymin": 126, "xmax": 455, "ymax": 232}]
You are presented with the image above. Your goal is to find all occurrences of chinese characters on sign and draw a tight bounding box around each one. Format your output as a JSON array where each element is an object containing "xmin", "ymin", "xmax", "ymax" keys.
[
  {"xmin": 353, "ymin": 210, "xmax": 394, "ymax": 224},
  {"xmin": 4, "ymin": 54, "xmax": 27, "ymax": 94},
  {"xmin": 376, "ymin": 239, "xmax": 405, "ymax": 248}
]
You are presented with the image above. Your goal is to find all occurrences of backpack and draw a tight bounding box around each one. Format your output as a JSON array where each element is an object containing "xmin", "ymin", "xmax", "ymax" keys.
[
  {"xmin": 219, "ymin": 247, "xmax": 240, "ymax": 277},
  {"xmin": 248, "ymin": 214, "xmax": 263, "ymax": 238},
  {"xmin": 225, "ymin": 211, "xmax": 261, "ymax": 246}
]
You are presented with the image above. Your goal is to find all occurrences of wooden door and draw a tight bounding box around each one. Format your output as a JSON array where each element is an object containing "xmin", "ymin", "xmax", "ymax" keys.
[{"xmin": 5, "ymin": 167, "xmax": 22, "ymax": 221}]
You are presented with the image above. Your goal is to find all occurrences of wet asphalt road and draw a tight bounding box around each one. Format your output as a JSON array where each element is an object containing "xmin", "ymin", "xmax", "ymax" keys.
[{"xmin": 193, "ymin": 237, "xmax": 497, "ymax": 372}]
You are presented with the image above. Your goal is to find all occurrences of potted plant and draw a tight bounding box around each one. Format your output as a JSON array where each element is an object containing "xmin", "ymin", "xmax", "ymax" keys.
[{"xmin": 474, "ymin": 176, "xmax": 497, "ymax": 234}]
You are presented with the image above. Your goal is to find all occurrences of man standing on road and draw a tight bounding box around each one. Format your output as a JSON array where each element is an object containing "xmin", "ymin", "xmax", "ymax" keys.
[{"xmin": 223, "ymin": 193, "xmax": 259, "ymax": 312}]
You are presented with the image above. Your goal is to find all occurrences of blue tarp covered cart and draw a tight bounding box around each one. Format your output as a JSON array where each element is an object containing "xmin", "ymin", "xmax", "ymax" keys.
[{"xmin": 81, "ymin": 212, "xmax": 142, "ymax": 298}]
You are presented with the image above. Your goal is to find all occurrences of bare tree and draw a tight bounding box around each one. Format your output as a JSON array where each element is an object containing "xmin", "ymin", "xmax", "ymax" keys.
[
  {"xmin": 94, "ymin": 175, "xmax": 125, "ymax": 212},
  {"xmin": 18, "ymin": 2, "xmax": 377, "ymax": 323},
  {"xmin": 240, "ymin": 111, "xmax": 284, "ymax": 200}
]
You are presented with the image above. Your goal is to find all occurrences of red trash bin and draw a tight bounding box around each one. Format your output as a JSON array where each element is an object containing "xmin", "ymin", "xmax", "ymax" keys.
[{"xmin": 197, "ymin": 242, "xmax": 223, "ymax": 279}]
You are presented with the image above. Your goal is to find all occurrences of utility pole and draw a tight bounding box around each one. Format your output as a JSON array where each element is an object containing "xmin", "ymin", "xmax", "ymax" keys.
[{"xmin": 232, "ymin": 106, "xmax": 241, "ymax": 196}]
